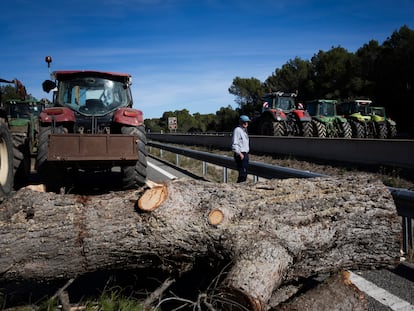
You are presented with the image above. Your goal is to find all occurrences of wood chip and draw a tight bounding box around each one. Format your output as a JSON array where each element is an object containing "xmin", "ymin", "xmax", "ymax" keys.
[{"xmin": 208, "ymin": 209, "xmax": 224, "ymax": 225}]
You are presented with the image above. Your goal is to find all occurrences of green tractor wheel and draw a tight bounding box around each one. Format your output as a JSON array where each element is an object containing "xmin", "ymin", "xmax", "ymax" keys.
[{"xmin": 0, "ymin": 122, "xmax": 14, "ymax": 196}]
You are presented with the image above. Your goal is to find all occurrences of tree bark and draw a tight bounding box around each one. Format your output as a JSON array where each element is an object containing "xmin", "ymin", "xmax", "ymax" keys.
[{"xmin": 0, "ymin": 174, "xmax": 401, "ymax": 310}]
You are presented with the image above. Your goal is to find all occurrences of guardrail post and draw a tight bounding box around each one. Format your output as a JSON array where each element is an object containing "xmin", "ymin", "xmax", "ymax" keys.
[
  {"xmin": 160, "ymin": 148, "xmax": 164, "ymax": 158},
  {"xmin": 402, "ymin": 216, "xmax": 413, "ymax": 257},
  {"xmin": 223, "ymin": 167, "xmax": 228, "ymax": 183},
  {"xmin": 202, "ymin": 161, "xmax": 207, "ymax": 176},
  {"xmin": 176, "ymin": 154, "xmax": 180, "ymax": 166}
]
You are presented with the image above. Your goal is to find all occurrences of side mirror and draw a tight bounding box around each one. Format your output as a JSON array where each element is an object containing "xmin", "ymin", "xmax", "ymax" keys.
[{"xmin": 42, "ymin": 80, "xmax": 57, "ymax": 93}]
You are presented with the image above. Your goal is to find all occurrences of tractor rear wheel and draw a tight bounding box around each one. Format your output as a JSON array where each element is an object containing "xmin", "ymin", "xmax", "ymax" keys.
[
  {"xmin": 388, "ymin": 123, "xmax": 397, "ymax": 138},
  {"xmin": 121, "ymin": 125, "xmax": 147, "ymax": 189},
  {"xmin": 0, "ymin": 122, "xmax": 14, "ymax": 196},
  {"xmin": 376, "ymin": 123, "xmax": 387, "ymax": 139}
]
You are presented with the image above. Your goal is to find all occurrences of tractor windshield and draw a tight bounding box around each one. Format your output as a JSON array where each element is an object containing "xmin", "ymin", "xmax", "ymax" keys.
[
  {"xmin": 6, "ymin": 101, "xmax": 44, "ymax": 118},
  {"xmin": 319, "ymin": 102, "xmax": 336, "ymax": 116},
  {"xmin": 56, "ymin": 77, "xmax": 131, "ymax": 115},
  {"xmin": 306, "ymin": 101, "xmax": 336, "ymax": 117},
  {"xmin": 370, "ymin": 107, "xmax": 385, "ymax": 117},
  {"xmin": 277, "ymin": 97, "xmax": 295, "ymax": 111},
  {"xmin": 357, "ymin": 104, "xmax": 370, "ymax": 115}
]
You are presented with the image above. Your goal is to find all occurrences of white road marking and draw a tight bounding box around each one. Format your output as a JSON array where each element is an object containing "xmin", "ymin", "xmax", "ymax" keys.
[
  {"xmin": 349, "ymin": 271, "xmax": 414, "ymax": 311},
  {"xmin": 147, "ymin": 160, "xmax": 177, "ymax": 180}
]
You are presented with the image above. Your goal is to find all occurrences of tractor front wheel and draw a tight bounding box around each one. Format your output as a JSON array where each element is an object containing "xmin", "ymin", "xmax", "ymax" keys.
[
  {"xmin": 312, "ymin": 121, "xmax": 326, "ymax": 138},
  {"xmin": 302, "ymin": 122, "xmax": 313, "ymax": 137},
  {"xmin": 338, "ymin": 122, "xmax": 352, "ymax": 138},
  {"xmin": 349, "ymin": 120, "xmax": 365, "ymax": 138}
]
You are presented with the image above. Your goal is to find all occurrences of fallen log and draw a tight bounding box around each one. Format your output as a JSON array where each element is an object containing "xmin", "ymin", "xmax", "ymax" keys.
[{"xmin": 0, "ymin": 174, "xmax": 401, "ymax": 310}]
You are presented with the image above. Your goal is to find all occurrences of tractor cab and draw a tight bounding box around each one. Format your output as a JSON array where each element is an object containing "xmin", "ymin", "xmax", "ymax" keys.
[
  {"xmin": 43, "ymin": 71, "xmax": 133, "ymax": 117},
  {"xmin": 305, "ymin": 99, "xmax": 337, "ymax": 117},
  {"xmin": 262, "ymin": 91, "xmax": 297, "ymax": 112}
]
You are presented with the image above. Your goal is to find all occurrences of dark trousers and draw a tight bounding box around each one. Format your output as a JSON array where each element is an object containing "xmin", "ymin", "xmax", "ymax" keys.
[{"xmin": 234, "ymin": 152, "xmax": 249, "ymax": 183}]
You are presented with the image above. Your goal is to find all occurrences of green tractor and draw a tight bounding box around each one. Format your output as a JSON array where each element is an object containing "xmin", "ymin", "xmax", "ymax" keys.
[
  {"xmin": 305, "ymin": 99, "xmax": 352, "ymax": 138},
  {"xmin": 0, "ymin": 78, "xmax": 18, "ymax": 194},
  {"xmin": 3, "ymin": 99, "xmax": 45, "ymax": 155},
  {"xmin": 338, "ymin": 99, "xmax": 391, "ymax": 139},
  {"xmin": 0, "ymin": 79, "xmax": 43, "ymax": 189},
  {"xmin": 369, "ymin": 106, "xmax": 397, "ymax": 138}
]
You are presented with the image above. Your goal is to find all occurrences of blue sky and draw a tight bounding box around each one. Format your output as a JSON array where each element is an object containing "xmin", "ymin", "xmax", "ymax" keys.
[{"xmin": 1, "ymin": 0, "xmax": 413, "ymax": 119}]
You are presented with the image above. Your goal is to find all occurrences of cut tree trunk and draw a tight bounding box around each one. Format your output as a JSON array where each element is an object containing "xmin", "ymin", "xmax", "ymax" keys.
[{"xmin": 0, "ymin": 174, "xmax": 401, "ymax": 310}]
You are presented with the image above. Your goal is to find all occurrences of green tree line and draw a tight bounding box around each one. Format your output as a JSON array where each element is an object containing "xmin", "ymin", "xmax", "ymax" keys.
[{"xmin": 146, "ymin": 25, "xmax": 413, "ymax": 134}]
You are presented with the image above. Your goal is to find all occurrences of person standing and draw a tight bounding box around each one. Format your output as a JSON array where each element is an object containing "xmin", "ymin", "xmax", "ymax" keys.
[{"xmin": 232, "ymin": 115, "xmax": 250, "ymax": 183}]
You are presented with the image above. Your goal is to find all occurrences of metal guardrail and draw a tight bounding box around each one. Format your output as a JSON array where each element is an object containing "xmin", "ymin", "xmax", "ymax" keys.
[
  {"xmin": 147, "ymin": 133, "xmax": 414, "ymax": 170},
  {"xmin": 148, "ymin": 141, "xmax": 414, "ymax": 257}
]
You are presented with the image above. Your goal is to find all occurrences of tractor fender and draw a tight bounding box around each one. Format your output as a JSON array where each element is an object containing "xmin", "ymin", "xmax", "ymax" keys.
[
  {"xmin": 371, "ymin": 115, "xmax": 385, "ymax": 123},
  {"xmin": 39, "ymin": 107, "xmax": 75, "ymax": 123},
  {"xmin": 291, "ymin": 109, "xmax": 312, "ymax": 122},
  {"xmin": 312, "ymin": 116, "xmax": 325, "ymax": 123},
  {"xmin": 113, "ymin": 108, "xmax": 144, "ymax": 126},
  {"xmin": 267, "ymin": 109, "xmax": 287, "ymax": 121},
  {"xmin": 336, "ymin": 116, "xmax": 348, "ymax": 123},
  {"xmin": 349, "ymin": 113, "xmax": 367, "ymax": 123}
]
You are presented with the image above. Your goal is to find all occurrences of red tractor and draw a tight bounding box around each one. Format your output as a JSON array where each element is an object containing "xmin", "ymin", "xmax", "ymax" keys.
[
  {"xmin": 36, "ymin": 56, "xmax": 147, "ymax": 192},
  {"xmin": 249, "ymin": 91, "xmax": 313, "ymax": 136}
]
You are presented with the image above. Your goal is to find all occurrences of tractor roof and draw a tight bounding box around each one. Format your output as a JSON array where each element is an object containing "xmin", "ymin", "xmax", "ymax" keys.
[
  {"xmin": 306, "ymin": 99, "xmax": 337, "ymax": 104},
  {"xmin": 263, "ymin": 91, "xmax": 297, "ymax": 98},
  {"xmin": 52, "ymin": 70, "xmax": 131, "ymax": 82},
  {"xmin": 354, "ymin": 99, "xmax": 372, "ymax": 105}
]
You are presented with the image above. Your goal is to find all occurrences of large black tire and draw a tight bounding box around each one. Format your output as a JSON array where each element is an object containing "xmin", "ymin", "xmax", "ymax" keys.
[
  {"xmin": 388, "ymin": 124, "xmax": 397, "ymax": 138},
  {"xmin": 121, "ymin": 125, "xmax": 147, "ymax": 189},
  {"xmin": 36, "ymin": 126, "xmax": 66, "ymax": 193},
  {"xmin": 272, "ymin": 122, "xmax": 286, "ymax": 136},
  {"xmin": 375, "ymin": 123, "xmax": 387, "ymax": 139},
  {"xmin": 258, "ymin": 119, "xmax": 274, "ymax": 136},
  {"xmin": 312, "ymin": 120, "xmax": 326, "ymax": 138},
  {"xmin": 338, "ymin": 122, "xmax": 352, "ymax": 138},
  {"xmin": 349, "ymin": 120, "xmax": 365, "ymax": 138},
  {"xmin": 302, "ymin": 122, "xmax": 313, "ymax": 137},
  {"xmin": 12, "ymin": 133, "xmax": 31, "ymax": 190},
  {"xmin": 0, "ymin": 122, "xmax": 14, "ymax": 196}
]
